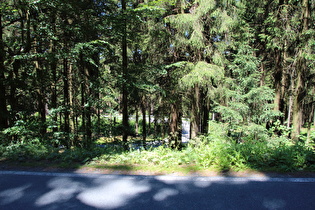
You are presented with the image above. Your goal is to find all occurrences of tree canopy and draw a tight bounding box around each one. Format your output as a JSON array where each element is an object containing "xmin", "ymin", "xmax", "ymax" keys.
[{"xmin": 1, "ymin": 0, "xmax": 315, "ymax": 150}]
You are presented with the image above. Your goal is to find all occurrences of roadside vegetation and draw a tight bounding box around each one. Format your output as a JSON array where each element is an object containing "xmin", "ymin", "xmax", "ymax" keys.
[{"xmin": 1, "ymin": 120, "xmax": 315, "ymax": 174}]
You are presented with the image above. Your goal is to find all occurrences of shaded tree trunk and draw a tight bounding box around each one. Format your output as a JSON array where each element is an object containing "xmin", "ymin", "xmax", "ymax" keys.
[
  {"xmin": 291, "ymin": 0, "xmax": 310, "ymax": 140},
  {"xmin": 68, "ymin": 63, "xmax": 75, "ymax": 142},
  {"xmin": 169, "ymin": 94, "xmax": 182, "ymax": 149},
  {"xmin": 141, "ymin": 97, "xmax": 146, "ymax": 143},
  {"xmin": 34, "ymin": 25, "xmax": 47, "ymax": 136},
  {"xmin": 273, "ymin": 1, "xmax": 290, "ymax": 121},
  {"xmin": 148, "ymin": 101, "xmax": 151, "ymax": 135},
  {"xmin": 135, "ymin": 107, "xmax": 139, "ymax": 136},
  {"xmin": 81, "ymin": 81, "xmax": 86, "ymax": 140},
  {"xmin": 190, "ymin": 85, "xmax": 200, "ymax": 139},
  {"xmin": 50, "ymin": 39, "xmax": 58, "ymax": 132},
  {"xmin": 121, "ymin": 0, "xmax": 129, "ymax": 149},
  {"xmin": 200, "ymin": 89, "xmax": 210, "ymax": 134},
  {"xmin": 8, "ymin": 60, "xmax": 20, "ymax": 127},
  {"xmin": 0, "ymin": 12, "xmax": 8, "ymax": 130},
  {"xmin": 36, "ymin": 65, "xmax": 47, "ymax": 136},
  {"xmin": 307, "ymin": 100, "xmax": 314, "ymax": 142},
  {"xmin": 80, "ymin": 55, "xmax": 92, "ymax": 148},
  {"xmin": 190, "ymin": 85, "xmax": 210, "ymax": 138},
  {"xmin": 63, "ymin": 58, "xmax": 70, "ymax": 147}
]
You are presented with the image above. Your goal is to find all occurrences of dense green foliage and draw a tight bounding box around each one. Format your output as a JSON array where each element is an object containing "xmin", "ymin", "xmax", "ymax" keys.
[
  {"xmin": 1, "ymin": 0, "xmax": 315, "ymax": 172},
  {"xmin": 1, "ymin": 121, "xmax": 315, "ymax": 173}
]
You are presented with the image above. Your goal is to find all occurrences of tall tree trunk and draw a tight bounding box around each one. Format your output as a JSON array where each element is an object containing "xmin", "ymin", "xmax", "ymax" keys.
[
  {"xmin": 8, "ymin": 60, "xmax": 20, "ymax": 127},
  {"xmin": 190, "ymin": 84, "xmax": 200, "ymax": 139},
  {"xmin": 35, "ymin": 65, "xmax": 47, "ymax": 136},
  {"xmin": 0, "ymin": 12, "xmax": 8, "ymax": 130},
  {"xmin": 89, "ymin": 54, "xmax": 100, "ymax": 146},
  {"xmin": 169, "ymin": 93, "xmax": 182, "ymax": 149},
  {"xmin": 141, "ymin": 97, "xmax": 146, "ymax": 143},
  {"xmin": 291, "ymin": 0, "xmax": 310, "ymax": 140},
  {"xmin": 273, "ymin": 52, "xmax": 288, "ymax": 119},
  {"xmin": 85, "ymin": 69, "xmax": 92, "ymax": 148},
  {"xmin": 148, "ymin": 101, "xmax": 151, "ymax": 135},
  {"xmin": 0, "ymin": 71, "xmax": 7, "ymax": 130},
  {"xmin": 121, "ymin": 0, "xmax": 129, "ymax": 148},
  {"xmin": 81, "ymin": 82, "xmax": 86, "ymax": 140},
  {"xmin": 50, "ymin": 41, "xmax": 58, "ymax": 132},
  {"xmin": 68, "ymin": 63, "xmax": 75, "ymax": 143},
  {"xmin": 97, "ymin": 107, "xmax": 101, "ymax": 136},
  {"xmin": 153, "ymin": 106, "xmax": 159, "ymax": 139},
  {"xmin": 86, "ymin": 105, "xmax": 92, "ymax": 147},
  {"xmin": 34, "ymin": 28, "xmax": 47, "ymax": 136},
  {"xmin": 307, "ymin": 101, "xmax": 314, "ymax": 142},
  {"xmin": 135, "ymin": 107, "xmax": 139, "ymax": 136},
  {"xmin": 273, "ymin": 2, "xmax": 289, "ymax": 120},
  {"xmin": 201, "ymin": 89, "xmax": 210, "ymax": 134},
  {"xmin": 63, "ymin": 58, "xmax": 70, "ymax": 147},
  {"xmin": 80, "ymin": 55, "xmax": 92, "ymax": 148},
  {"xmin": 273, "ymin": 63, "xmax": 282, "ymax": 113},
  {"xmin": 287, "ymin": 73, "xmax": 294, "ymax": 129},
  {"xmin": 48, "ymin": 11, "xmax": 58, "ymax": 133},
  {"xmin": 292, "ymin": 67, "xmax": 304, "ymax": 140}
]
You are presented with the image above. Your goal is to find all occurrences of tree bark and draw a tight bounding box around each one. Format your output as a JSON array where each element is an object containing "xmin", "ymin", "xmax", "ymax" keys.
[
  {"xmin": 68, "ymin": 63, "xmax": 75, "ymax": 141},
  {"xmin": 148, "ymin": 101, "xmax": 151, "ymax": 135},
  {"xmin": 35, "ymin": 65, "xmax": 47, "ymax": 136},
  {"xmin": 291, "ymin": 0, "xmax": 310, "ymax": 140},
  {"xmin": 169, "ymin": 93, "xmax": 182, "ymax": 149},
  {"xmin": 50, "ymin": 39, "xmax": 58, "ymax": 132},
  {"xmin": 273, "ymin": 1, "xmax": 289, "ymax": 120},
  {"xmin": 135, "ymin": 107, "xmax": 139, "ymax": 136},
  {"xmin": 8, "ymin": 60, "xmax": 20, "ymax": 127},
  {"xmin": 81, "ymin": 81, "xmax": 86, "ymax": 139},
  {"xmin": 291, "ymin": 68, "xmax": 304, "ymax": 140},
  {"xmin": 141, "ymin": 97, "xmax": 146, "ymax": 143},
  {"xmin": 190, "ymin": 84, "xmax": 200, "ymax": 139},
  {"xmin": 33, "ymin": 24, "xmax": 47, "ymax": 136},
  {"xmin": 307, "ymin": 101, "xmax": 314, "ymax": 142},
  {"xmin": 80, "ymin": 53, "xmax": 92, "ymax": 148},
  {"xmin": 121, "ymin": 0, "xmax": 129, "ymax": 148},
  {"xmin": 63, "ymin": 58, "xmax": 70, "ymax": 147},
  {"xmin": 0, "ymin": 12, "xmax": 8, "ymax": 130},
  {"xmin": 201, "ymin": 89, "xmax": 210, "ymax": 134}
]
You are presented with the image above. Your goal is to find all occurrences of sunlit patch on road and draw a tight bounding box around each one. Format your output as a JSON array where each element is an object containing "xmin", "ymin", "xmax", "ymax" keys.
[
  {"xmin": 77, "ymin": 178, "xmax": 150, "ymax": 209},
  {"xmin": 0, "ymin": 184, "xmax": 31, "ymax": 205}
]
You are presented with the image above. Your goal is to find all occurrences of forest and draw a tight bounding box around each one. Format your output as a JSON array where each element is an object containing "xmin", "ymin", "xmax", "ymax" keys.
[{"xmin": 1, "ymin": 0, "xmax": 315, "ymax": 173}]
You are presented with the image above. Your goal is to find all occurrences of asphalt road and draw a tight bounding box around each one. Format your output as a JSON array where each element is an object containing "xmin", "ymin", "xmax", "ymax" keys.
[{"xmin": 1, "ymin": 170, "xmax": 315, "ymax": 210}]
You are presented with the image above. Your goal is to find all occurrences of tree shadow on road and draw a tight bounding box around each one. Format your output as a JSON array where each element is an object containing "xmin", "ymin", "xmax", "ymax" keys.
[{"xmin": 1, "ymin": 171, "xmax": 315, "ymax": 210}]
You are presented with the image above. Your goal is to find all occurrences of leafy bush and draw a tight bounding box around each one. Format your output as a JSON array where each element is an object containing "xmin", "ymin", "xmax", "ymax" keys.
[
  {"xmin": 0, "ymin": 139, "xmax": 48, "ymax": 161},
  {"xmin": 236, "ymin": 137, "xmax": 315, "ymax": 171},
  {"xmin": 1, "ymin": 120, "xmax": 37, "ymax": 143}
]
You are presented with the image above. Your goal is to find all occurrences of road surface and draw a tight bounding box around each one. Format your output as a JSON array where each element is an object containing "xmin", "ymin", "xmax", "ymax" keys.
[{"xmin": 1, "ymin": 170, "xmax": 315, "ymax": 209}]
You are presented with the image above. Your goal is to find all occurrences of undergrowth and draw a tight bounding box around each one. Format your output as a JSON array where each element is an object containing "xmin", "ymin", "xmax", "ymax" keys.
[{"xmin": 1, "ymin": 124, "xmax": 315, "ymax": 173}]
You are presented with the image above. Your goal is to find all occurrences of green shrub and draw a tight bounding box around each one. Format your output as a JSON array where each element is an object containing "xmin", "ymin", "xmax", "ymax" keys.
[{"xmin": 0, "ymin": 138, "xmax": 48, "ymax": 161}]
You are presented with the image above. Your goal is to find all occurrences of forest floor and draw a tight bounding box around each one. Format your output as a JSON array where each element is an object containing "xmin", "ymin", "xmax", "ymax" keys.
[{"xmin": 1, "ymin": 159, "xmax": 315, "ymax": 178}]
